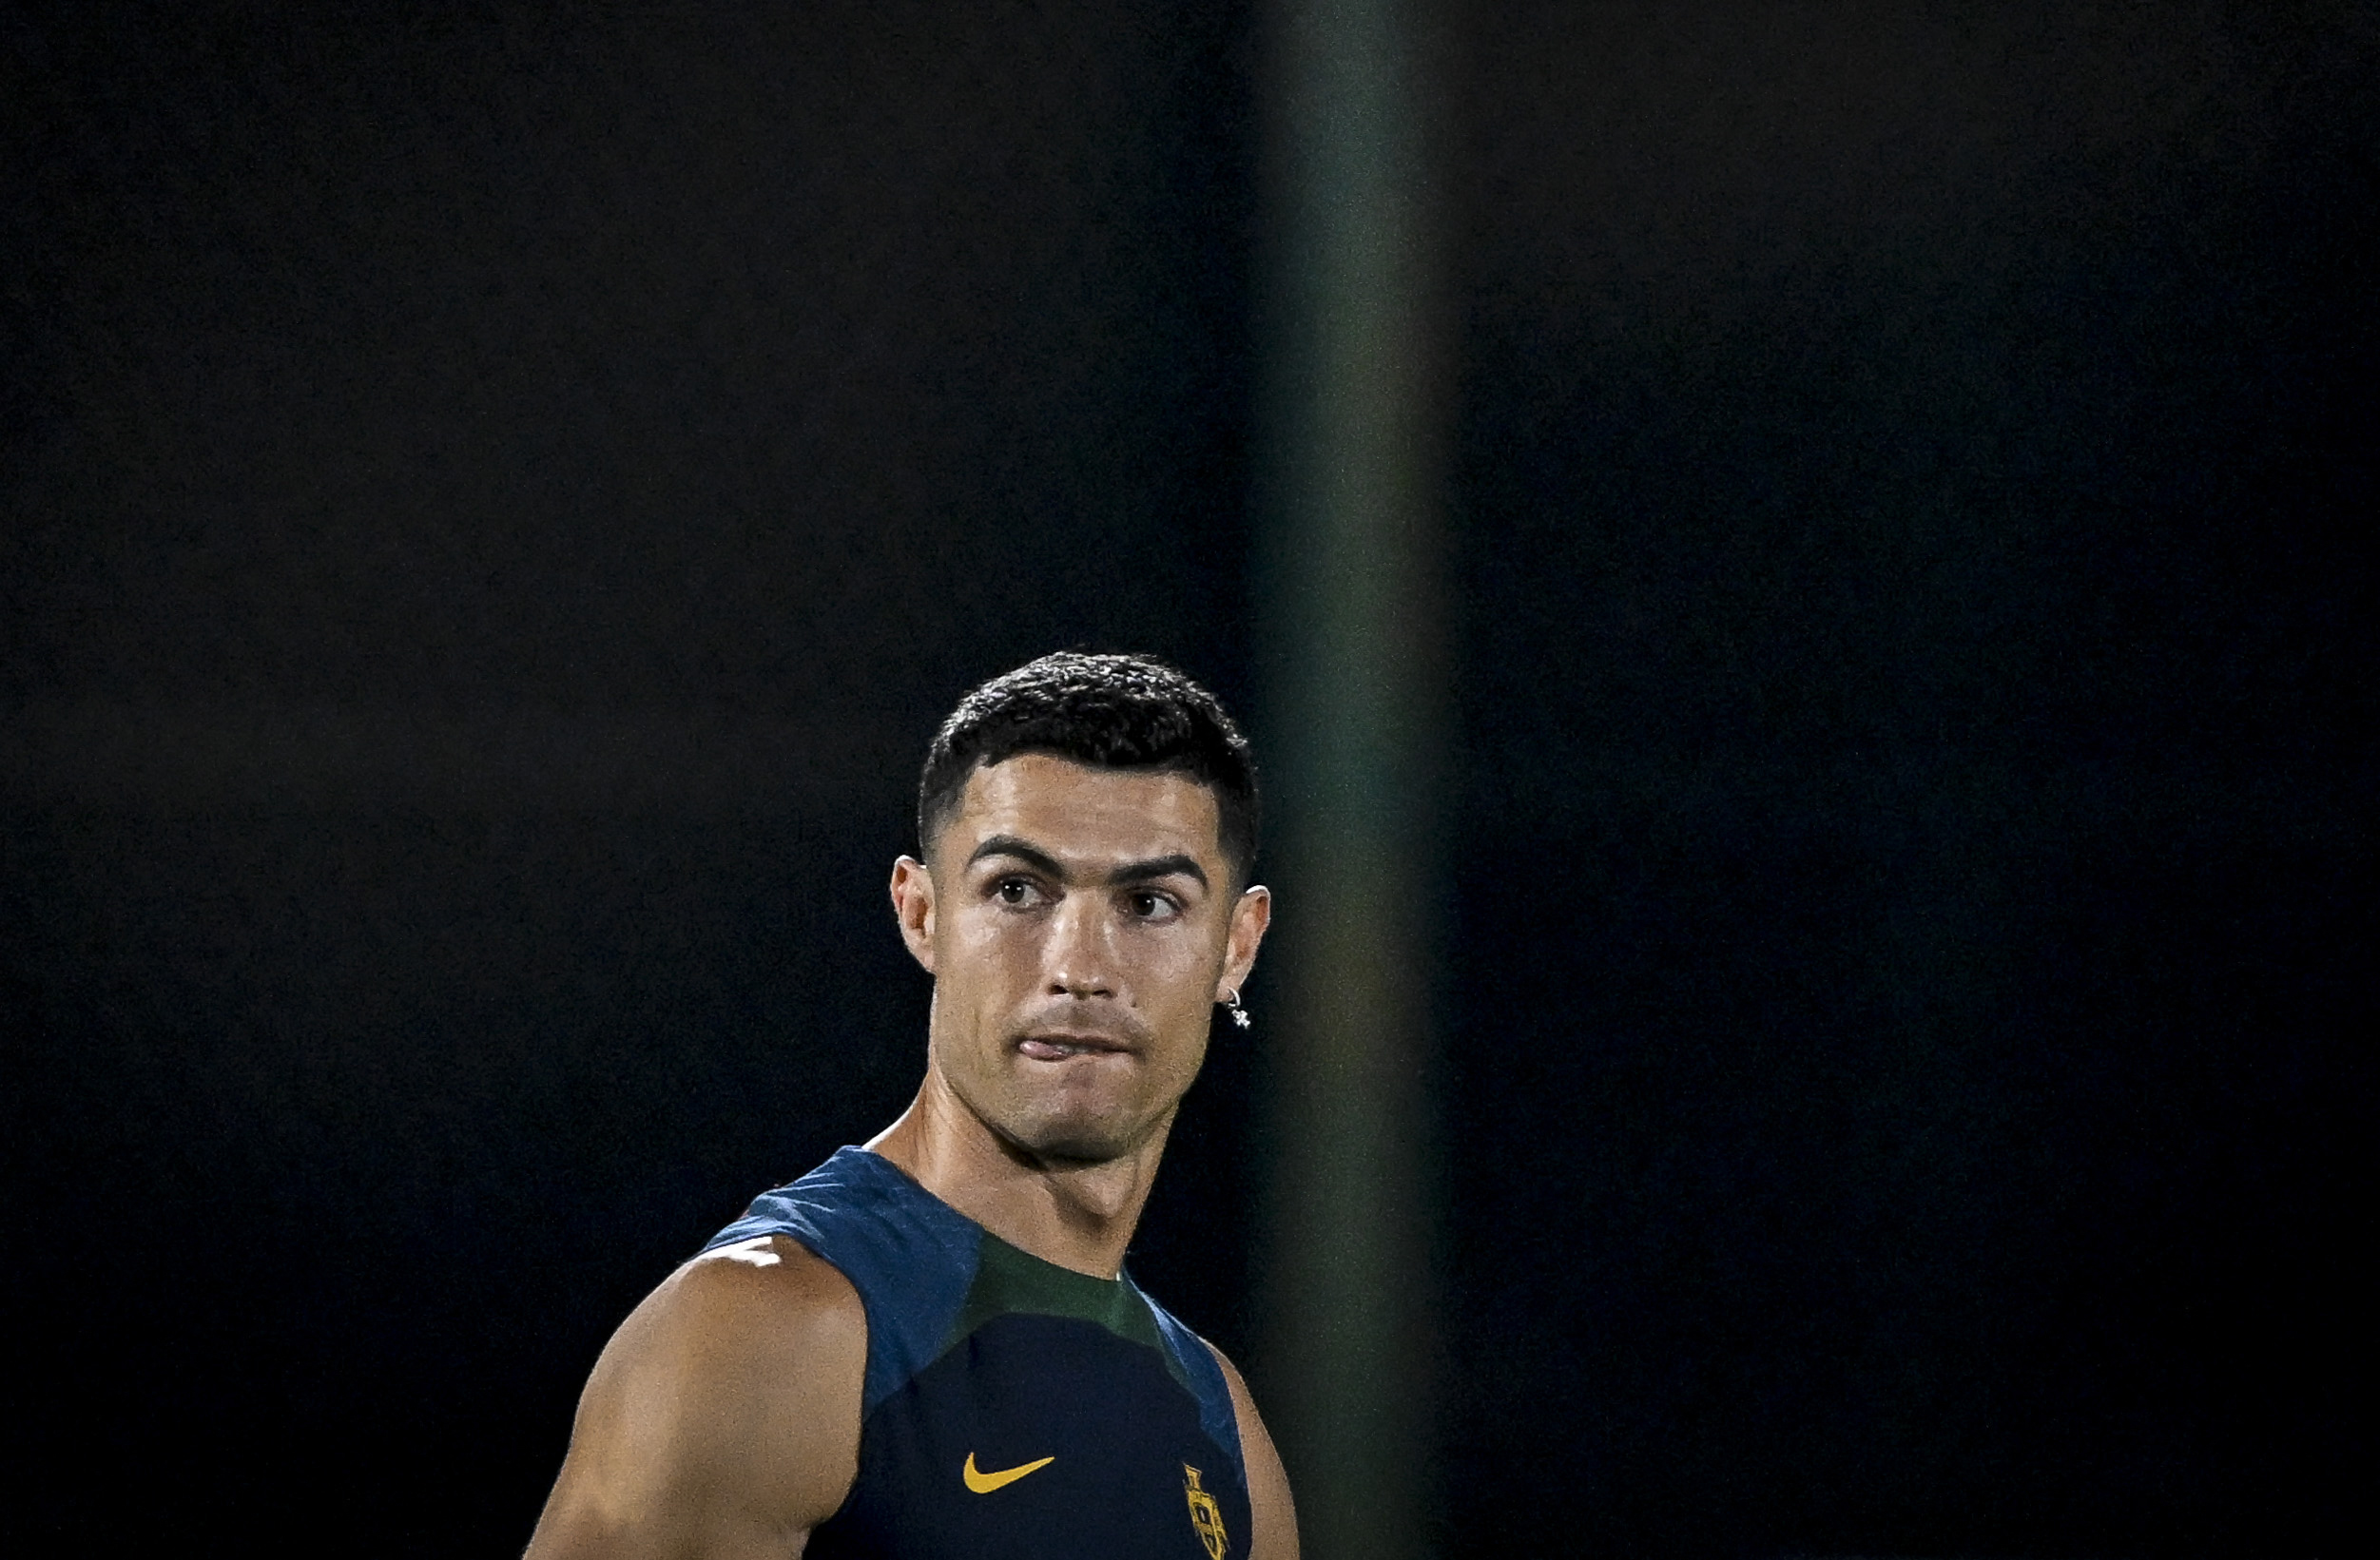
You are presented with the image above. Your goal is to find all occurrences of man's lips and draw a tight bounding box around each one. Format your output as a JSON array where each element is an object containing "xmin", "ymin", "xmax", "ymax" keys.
[{"xmin": 1015, "ymin": 1032, "xmax": 1136, "ymax": 1062}]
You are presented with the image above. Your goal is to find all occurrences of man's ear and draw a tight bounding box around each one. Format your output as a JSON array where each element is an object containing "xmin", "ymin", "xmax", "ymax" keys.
[
  {"xmin": 1216, "ymin": 883, "xmax": 1271, "ymax": 1001},
  {"xmin": 889, "ymin": 855, "xmax": 938, "ymax": 974}
]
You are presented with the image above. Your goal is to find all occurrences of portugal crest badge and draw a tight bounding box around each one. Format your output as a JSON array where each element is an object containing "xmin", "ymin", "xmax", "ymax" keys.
[{"xmin": 1183, "ymin": 1463, "xmax": 1229, "ymax": 1560}]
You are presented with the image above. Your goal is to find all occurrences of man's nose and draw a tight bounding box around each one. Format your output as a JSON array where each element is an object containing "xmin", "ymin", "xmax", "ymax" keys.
[{"xmin": 1044, "ymin": 895, "xmax": 1116, "ymax": 999}]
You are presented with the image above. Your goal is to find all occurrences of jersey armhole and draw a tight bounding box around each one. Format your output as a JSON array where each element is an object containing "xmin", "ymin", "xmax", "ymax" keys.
[{"xmin": 1148, "ymin": 1306, "xmax": 1248, "ymax": 1472}]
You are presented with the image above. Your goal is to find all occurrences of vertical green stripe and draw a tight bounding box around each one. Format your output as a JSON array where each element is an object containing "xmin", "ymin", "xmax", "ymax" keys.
[{"xmin": 1255, "ymin": 0, "xmax": 1446, "ymax": 1556}]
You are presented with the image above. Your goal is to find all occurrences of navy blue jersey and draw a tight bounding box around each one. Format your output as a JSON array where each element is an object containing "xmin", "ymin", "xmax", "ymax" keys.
[{"xmin": 703, "ymin": 1147, "xmax": 1250, "ymax": 1560}]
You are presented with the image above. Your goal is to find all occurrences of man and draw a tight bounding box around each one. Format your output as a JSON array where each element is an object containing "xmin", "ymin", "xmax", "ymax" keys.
[{"xmin": 526, "ymin": 653, "xmax": 1297, "ymax": 1559}]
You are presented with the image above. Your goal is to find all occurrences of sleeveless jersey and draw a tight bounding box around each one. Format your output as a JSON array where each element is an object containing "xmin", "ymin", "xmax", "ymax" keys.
[{"xmin": 702, "ymin": 1146, "xmax": 1251, "ymax": 1560}]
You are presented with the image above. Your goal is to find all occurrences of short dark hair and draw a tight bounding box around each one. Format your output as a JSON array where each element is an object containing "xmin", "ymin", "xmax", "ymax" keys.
[{"xmin": 918, "ymin": 652, "xmax": 1259, "ymax": 886}]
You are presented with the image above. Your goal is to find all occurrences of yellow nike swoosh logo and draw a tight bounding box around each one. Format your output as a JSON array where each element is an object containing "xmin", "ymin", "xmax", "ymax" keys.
[{"xmin": 963, "ymin": 1452, "xmax": 1056, "ymax": 1493}]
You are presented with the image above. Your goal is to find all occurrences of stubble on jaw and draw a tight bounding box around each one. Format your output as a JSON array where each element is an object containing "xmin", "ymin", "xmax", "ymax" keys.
[
  {"xmin": 938, "ymin": 1025, "xmax": 1193, "ymax": 1169},
  {"xmin": 986, "ymin": 1097, "xmax": 1177, "ymax": 1172},
  {"xmin": 897, "ymin": 1035, "xmax": 1186, "ymax": 1241}
]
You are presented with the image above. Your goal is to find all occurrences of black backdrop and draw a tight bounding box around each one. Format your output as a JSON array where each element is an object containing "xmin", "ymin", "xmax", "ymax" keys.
[{"xmin": 3, "ymin": 3, "xmax": 2370, "ymax": 1555}]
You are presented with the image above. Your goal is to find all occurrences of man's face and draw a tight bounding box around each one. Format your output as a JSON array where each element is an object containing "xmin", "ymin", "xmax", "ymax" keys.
[{"xmin": 893, "ymin": 752, "xmax": 1267, "ymax": 1165}]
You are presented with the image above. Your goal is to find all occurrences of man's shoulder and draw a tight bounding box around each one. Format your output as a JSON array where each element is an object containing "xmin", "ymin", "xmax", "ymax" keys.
[
  {"xmin": 644, "ymin": 1233, "xmax": 866, "ymax": 1357},
  {"xmin": 523, "ymin": 1235, "xmax": 869, "ymax": 1556},
  {"xmin": 707, "ymin": 1147, "xmax": 990, "ymax": 1391},
  {"xmin": 572, "ymin": 1237, "xmax": 869, "ymax": 1451}
]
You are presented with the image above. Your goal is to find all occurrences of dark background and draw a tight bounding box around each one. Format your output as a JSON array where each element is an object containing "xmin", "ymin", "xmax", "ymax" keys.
[{"xmin": 3, "ymin": 2, "xmax": 2370, "ymax": 1555}]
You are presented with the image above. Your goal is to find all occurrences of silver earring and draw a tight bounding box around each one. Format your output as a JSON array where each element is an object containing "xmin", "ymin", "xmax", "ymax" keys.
[{"xmin": 1223, "ymin": 989, "xmax": 1251, "ymax": 1030}]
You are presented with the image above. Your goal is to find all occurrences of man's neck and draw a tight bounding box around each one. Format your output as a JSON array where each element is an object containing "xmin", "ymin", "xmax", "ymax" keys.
[{"xmin": 865, "ymin": 1073, "xmax": 1170, "ymax": 1280}]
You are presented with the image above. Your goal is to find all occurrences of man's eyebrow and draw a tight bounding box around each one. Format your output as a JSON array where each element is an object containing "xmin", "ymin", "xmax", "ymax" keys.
[
  {"xmin": 966, "ymin": 837, "xmax": 1209, "ymax": 891},
  {"xmin": 1106, "ymin": 854, "xmax": 1208, "ymax": 890},
  {"xmin": 968, "ymin": 836, "xmax": 1067, "ymax": 878}
]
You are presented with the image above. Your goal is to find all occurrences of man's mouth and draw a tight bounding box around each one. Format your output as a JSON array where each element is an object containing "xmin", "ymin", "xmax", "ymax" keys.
[{"xmin": 1016, "ymin": 1034, "xmax": 1132, "ymax": 1062}]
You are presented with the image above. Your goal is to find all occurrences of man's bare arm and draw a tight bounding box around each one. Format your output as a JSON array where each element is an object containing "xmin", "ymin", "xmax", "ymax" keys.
[
  {"xmin": 524, "ymin": 1237, "xmax": 866, "ymax": 1560},
  {"xmin": 1208, "ymin": 1344, "xmax": 1300, "ymax": 1560}
]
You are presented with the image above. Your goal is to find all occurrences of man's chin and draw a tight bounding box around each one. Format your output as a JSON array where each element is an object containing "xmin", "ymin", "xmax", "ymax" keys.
[
  {"xmin": 941, "ymin": 1067, "xmax": 1174, "ymax": 1167},
  {"xmin": 998, "ymin": 1108, "xmax": 1148, "ymax": 1167}
]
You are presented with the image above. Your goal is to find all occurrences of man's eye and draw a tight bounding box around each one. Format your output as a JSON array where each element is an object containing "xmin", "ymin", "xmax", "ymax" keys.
[
  {"xmin": 996, "ymin": 877, "xmax": 1036, "ymax": 906},
  {"xmin": 1128, "ymin": 891, "xmax": 1175, "ymax": 919}
]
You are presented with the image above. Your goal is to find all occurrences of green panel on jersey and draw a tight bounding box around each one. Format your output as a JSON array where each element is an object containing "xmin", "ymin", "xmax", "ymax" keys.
[{"xmin": 943, "ymin": 1232, "xmax": 1170, "ymax": 1361}]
